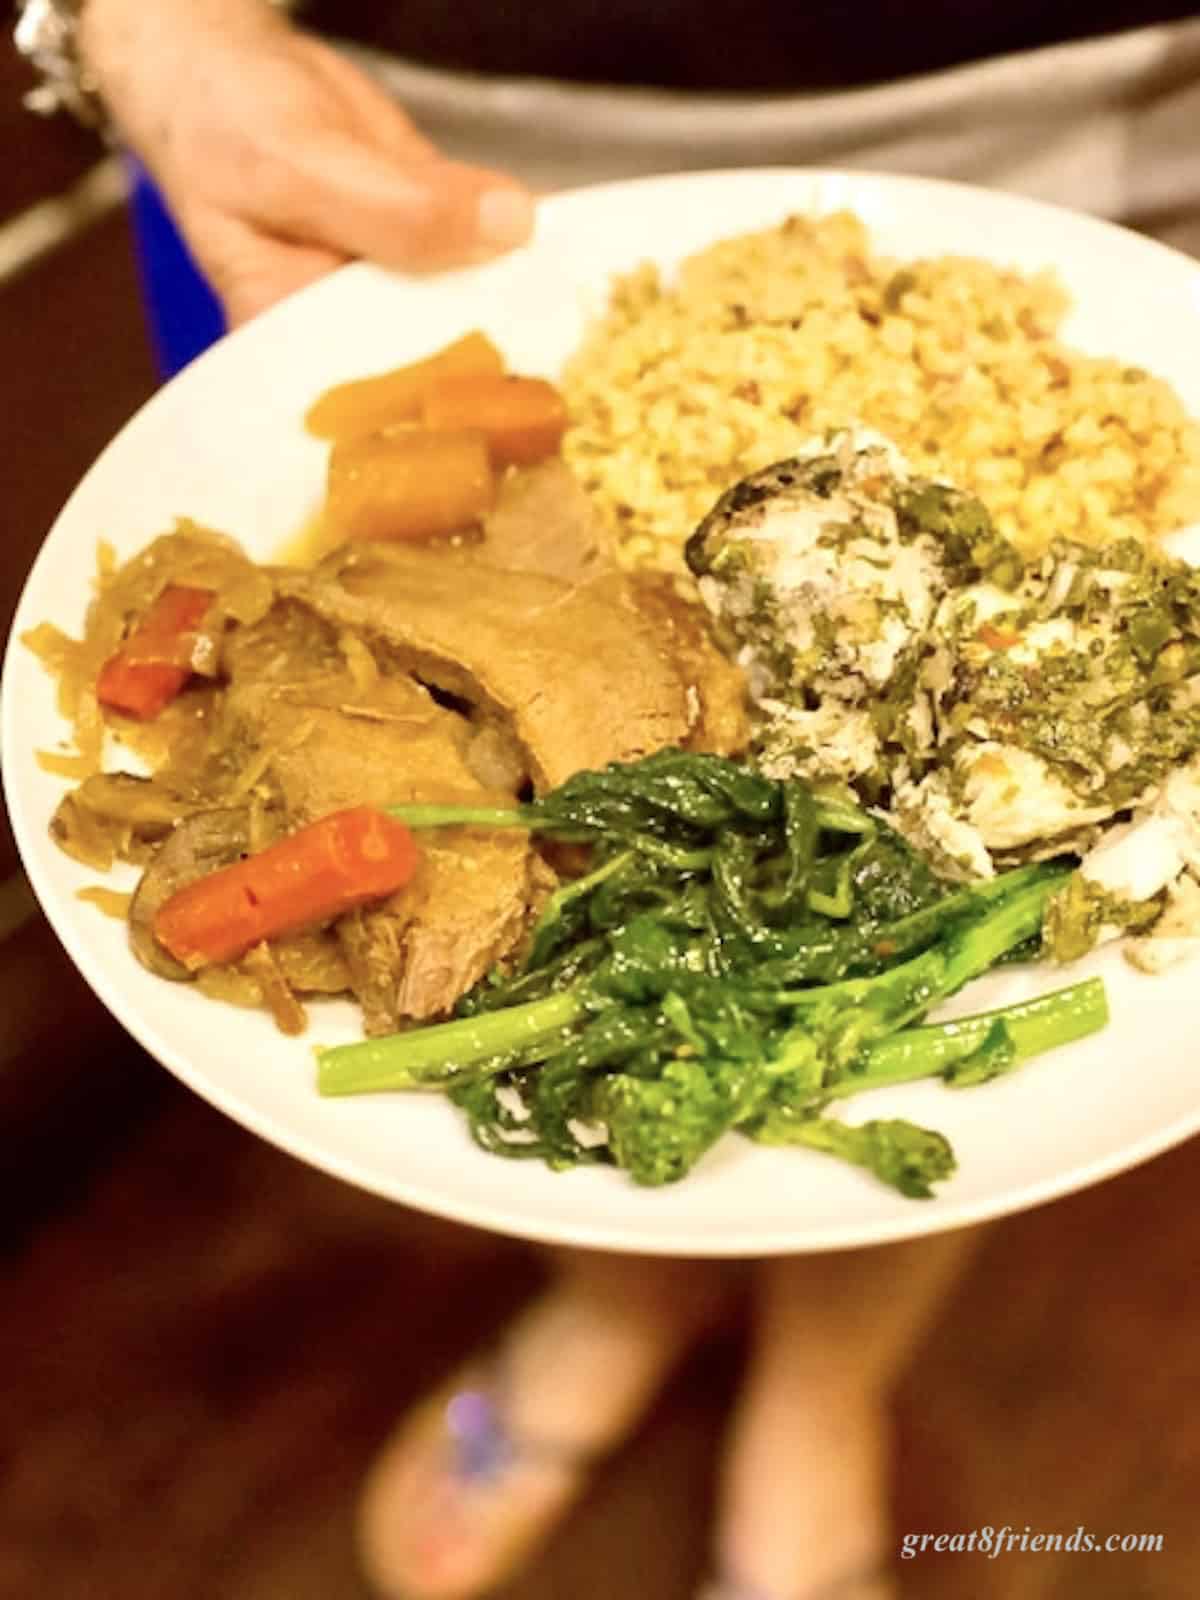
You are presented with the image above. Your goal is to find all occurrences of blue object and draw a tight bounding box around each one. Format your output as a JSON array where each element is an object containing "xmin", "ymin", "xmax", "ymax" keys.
[
  {"xmin": 126, "ymin": 158, "xmax": 227, "ymax": 379},
  {"xmin": 445, "ymin": 1387, "xmax": 517, "ymax": 1483}
]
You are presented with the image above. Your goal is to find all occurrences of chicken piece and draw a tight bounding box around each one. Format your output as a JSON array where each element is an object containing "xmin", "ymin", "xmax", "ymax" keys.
[
  {"xmin": 756, "ymin": 701, "xmax": 881, "ymax": 787},
  {"xmin": 1079, "ymin": 755, "xmax": 1200, "ymax": 903},
  {"xmin": 685, "ymin": 431, "xmax": 955, "ymax": 705},
  {"xmin": 891, "ymin": 770, "xmax": 996, "ymax": 882},
  {"xmin": 1125, "ymin": 872, "xmax": 1200, "ymax": 974},
  {"xmin": 893, "ymin": 739, "xmax": 1122, "ymax": 882},
  {"xmin": 682, "ymin": 429, "xmax": 1021, "ymax": 792},
  {"xmin": 955, "ymin": 742, "xmax": 1121, "ymax": 853}
]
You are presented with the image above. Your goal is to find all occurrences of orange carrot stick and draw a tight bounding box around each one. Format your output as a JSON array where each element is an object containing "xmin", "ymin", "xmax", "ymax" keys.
[
  {"xmin": 153, "ymin": 806, "xmax": 421, "ymax": 970},
  {"xmin": 977, "ymin": 622, "xmax": 1021, "ymax": 651},
  {"xmin": 305, "ymin": 331, "xmax": 505, "ymax": 442},
  {"xmin": 324, "ymin": 427, "xmax": 495, "ymax": 543},
  {"xmin": 96, "ymin": 584, "xmax": 214, "ymax": 720},
  {"xmin": 420, "ymin": 375, "xmax": 568, "ymax": 466}
]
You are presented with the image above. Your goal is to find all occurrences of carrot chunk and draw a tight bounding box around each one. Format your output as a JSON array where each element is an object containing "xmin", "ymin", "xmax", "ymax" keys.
[
  {"xmin": 153, "ymin": 806, "xmax": 421, "ymax": 970},
  {"xmin": 324, "ymin": 427, "xmax": 495, "ymax": 543},
  {"xmin": 977, "ymin": 622, "xmax": 1021, "ymax": 651},
  {"xmin": 96, "ymin": 584, "xmax": 214, "ymax": 720},
  {"xmin": 421, "ymin": 375, "xmax": 568, "ymax": 466},
  {"xmin": 305, "ymin": 331, "xmax": 505, "ymax": 442}
]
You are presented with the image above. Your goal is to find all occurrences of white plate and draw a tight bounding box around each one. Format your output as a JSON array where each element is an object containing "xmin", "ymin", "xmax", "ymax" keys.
[{"xmin": 5, "ymin": 169, "xmax": 1200, "ymax": 1256}]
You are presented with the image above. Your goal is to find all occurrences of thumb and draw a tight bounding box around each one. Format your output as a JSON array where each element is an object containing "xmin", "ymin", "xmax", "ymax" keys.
[{"xmin": 252, "ymin": 132, "xmax": 536, "ymax": 273}]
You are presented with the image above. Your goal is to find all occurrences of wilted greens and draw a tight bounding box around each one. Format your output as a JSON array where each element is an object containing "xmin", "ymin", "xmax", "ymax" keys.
[{"xmin": 317, "ymin": 751, "xmax": 1108, "ymax": 1197}]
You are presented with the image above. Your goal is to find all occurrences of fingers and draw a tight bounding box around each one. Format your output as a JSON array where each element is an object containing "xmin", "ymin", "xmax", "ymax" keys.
[
  {"xmin": 177, "ymin": 128, "xmax": 534, "ymax": 328},
  {"xmin": 167, "ymin": 124, "xmax": 534, "ymax": 327},
  {"xmin": 91, "ymin": 11, "xmax": 533, "ymax": 320},
  {"xmin": 284, "ymin": 39, "xmax": 534, "ymax": 265},
  {"xmin": 176, "ymin": 204, "xmax": 349, "ymax": 326},
  {"xmin": 247, "ymin": 130, "xmax": 536, "ymax": 273}
]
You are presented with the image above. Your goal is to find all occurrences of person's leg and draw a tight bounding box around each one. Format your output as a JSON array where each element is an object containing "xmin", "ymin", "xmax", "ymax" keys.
[
  {"xmin": 704, "ymin": 1229, "xmax": 984, "ymax": 1600},
  {"xmin": 359, "ymin": 1248, "xmax": 731, "ymax": 1600}
]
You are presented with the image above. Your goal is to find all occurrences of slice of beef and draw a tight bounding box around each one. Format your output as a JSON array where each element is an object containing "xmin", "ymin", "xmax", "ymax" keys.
[
  {"xmin": 216, "ymin": 609, "xmax": 542, "ymax": 1021},
  {"xmin": 477, "ymin": 463, "xmax": 746, "ymax": 758},
  {"xmin": 219, "ymin": 661, "xmax": 539, "ymax": 1021},
  {"xmin": 276, "ymin": 554, "xmax": 694, "ymax": 790},
  {"xmin": 480, "ymin": 458, "xmax": 617, "ymax": 583},
  {"xmin": 625, "ymin": 574, "xmax": 749, "ymax": 756},
  {"xmin": 337, "ymin": 830, "xmax": 547, "ymax": 1029},
  {"xmin": 320, "ymin": 459, "xmax": 618, "ymax": 588},
  {"xmin": 219, "ymin": 672, "xmax": 501, "ymax": 822}
]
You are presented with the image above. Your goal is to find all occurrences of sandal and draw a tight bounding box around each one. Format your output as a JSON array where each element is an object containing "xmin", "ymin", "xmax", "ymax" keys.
[
  {"xmin": 358, "ymin": 1350, "xmax": 606, "ymax": 1600},
  {"xmin": 359, "ymin": 1263, "xmax": 729, "ymax": 1599}
]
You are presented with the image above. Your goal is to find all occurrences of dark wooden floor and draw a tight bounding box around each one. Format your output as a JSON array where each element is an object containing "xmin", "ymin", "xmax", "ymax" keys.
[
  {"xmin": 3, "ymin": 32, "xmax": 1200, "ymax": 1600},
  {"xmin": 4, "ymin": 1079, "xmax": 1199, "ymax": 1600}
]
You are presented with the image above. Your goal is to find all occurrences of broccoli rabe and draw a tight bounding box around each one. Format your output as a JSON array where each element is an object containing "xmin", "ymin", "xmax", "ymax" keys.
[
  {"xmin": 317, "ymin": 751, "xmax": 1109, "ymax": 1197},
  {"xmin": 1043, "ymin": 871, "xmax": 1164, "ymax": 964},
  {"xmin": 750, "ymin": 1111, "xmax": 956, "ymax": 1200}
]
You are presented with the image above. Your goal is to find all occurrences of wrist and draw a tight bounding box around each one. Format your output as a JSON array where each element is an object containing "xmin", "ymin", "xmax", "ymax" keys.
[{"xmin": 77, "ymin": 0, "xmax": 289, "ymax": 148}]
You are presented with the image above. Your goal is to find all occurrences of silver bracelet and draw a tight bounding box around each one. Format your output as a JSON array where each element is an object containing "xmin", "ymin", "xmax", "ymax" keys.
[{"xmin": 14, "ymin": 0, "xmax": 106, "ymax": 131}]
